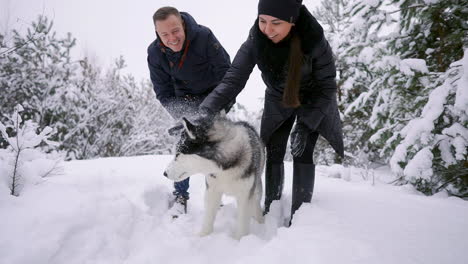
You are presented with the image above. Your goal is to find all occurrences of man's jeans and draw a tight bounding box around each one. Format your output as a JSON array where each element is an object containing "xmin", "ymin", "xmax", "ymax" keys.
[{"xmin": 173, "ymin": 177, "xmax": 190, "ymax": 199}]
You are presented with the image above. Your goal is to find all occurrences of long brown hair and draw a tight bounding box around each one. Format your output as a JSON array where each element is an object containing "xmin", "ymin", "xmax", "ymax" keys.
[{"xmin": 283, "ymin": 31, "xmax": 303, "ymax": 108}]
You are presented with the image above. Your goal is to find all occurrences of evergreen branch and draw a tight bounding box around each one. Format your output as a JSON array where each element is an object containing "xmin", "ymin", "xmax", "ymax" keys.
[
  {"xmin": 434, "ymin": 172, "xmax": 467, "ymax": 193},
  {"xmin": 389, "ymin": 176, "xmax": 406, "ymax": 185},
  {"xmin": 0, "ymin": 16, "xmax": 48, "ymax": 57},
  {"xmin": 0, "ymin": 33, "xmax": 35, "ymax": 57},
  {"xmin": 40, "ymin": 159, "xmax": 63, "ymax": 178},
  {"xmin": 387, "ymin": 4, "xmax": 429, "ymax": 15},
  {"xmin": 10, "ymin": 111, "xmax": 21, "ymax": 196}
]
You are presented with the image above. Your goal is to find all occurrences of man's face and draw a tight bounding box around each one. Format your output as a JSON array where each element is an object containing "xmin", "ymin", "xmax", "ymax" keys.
[{"xmin": 155, "ymin": 14, "xmax": 185, "ymax": 52}]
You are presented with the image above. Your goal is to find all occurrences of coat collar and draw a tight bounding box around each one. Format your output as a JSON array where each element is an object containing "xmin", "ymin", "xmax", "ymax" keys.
[{"xmin": 295, "ymin": 5, "xmax": 324, "ymax": 54}]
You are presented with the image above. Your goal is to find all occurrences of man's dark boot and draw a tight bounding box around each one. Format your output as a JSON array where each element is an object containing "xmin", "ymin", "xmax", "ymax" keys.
[
  {"xmin": 169, "ymin": 193, "xmax": 188, "ymax": 219},
  {"xmin": 264, "ymin": 162, "xmax": 284, "ymax": 215},
  {"xmin": 290, "ymin": 162, "xmax": 315, "ymax": 225}
]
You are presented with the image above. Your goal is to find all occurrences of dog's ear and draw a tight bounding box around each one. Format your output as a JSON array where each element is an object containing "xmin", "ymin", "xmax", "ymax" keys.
[
  {"xmin": 217, "ymin": 109, "xmax": 226, "ymax": 118},
  {"xmin": 181, "ymin": 117, "xmax": 197, "ymax": 140},
  {"xmin": 167, "ymin": 123, "xmax": 184, "ymax": 137}
]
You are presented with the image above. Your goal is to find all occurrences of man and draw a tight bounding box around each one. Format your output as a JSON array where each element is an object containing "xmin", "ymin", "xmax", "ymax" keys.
[{"xmin": 147, "ymin": 6, "xmax": 231, "ymax": 217}]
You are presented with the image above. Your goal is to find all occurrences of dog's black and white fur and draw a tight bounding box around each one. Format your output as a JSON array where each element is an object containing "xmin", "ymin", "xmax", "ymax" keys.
[{"xmin": 164, "ymin": 115, "xmax": 265, "ymax": 239}]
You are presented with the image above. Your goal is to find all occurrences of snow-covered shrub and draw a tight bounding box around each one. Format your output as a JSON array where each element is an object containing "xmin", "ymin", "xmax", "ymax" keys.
[
  {"xmin": 62, "ymin": 57, "xmax": 174, "ymax": 159},
  {"xmin": 0, "ymin": 16, "xmax": 175, "ymax": 159},
  {"xmin": 0, "ymin": 105, "xmax": 62, "ymax": 196}
]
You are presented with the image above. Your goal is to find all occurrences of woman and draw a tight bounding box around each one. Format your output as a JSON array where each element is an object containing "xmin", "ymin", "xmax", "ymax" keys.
[{"xmin": 199, "ymin": 0, "xmax": 344, "ymax": 224}]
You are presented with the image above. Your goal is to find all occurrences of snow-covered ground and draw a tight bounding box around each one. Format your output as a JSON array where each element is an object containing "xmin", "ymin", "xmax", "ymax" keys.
[{"xmin": 1, "ymin": 155, "xmax": 467, "ymax": 264}]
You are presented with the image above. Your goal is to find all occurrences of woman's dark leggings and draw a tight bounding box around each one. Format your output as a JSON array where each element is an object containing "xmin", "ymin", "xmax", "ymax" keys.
[{"xmin": 266, "ymin": 115, "xmax": 318, "ymax": 164}]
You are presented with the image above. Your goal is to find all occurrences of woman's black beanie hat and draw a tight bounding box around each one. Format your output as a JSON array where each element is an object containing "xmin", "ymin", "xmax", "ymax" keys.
[{"xmin": 258, "ymin": 0, "xmax": 302, "ymax": 23}]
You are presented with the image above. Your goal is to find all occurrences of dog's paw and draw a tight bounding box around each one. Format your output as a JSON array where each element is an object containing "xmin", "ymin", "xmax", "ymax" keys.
[
  {"xmin": 232, "ymin": 230, "xmax": 249, "ymax": 240},
  {"xmin": 256, "ymin": 215, "xmax": 265, "ymax": 224},
  {"xmin": 197, "ymin": 228, "xmax": 213, "ymax": 237}
]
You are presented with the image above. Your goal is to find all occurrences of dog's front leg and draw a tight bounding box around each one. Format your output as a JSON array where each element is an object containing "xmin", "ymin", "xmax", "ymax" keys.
[
  {"xmin": 234, "ymin": 195, "xmax": 250, "ymax": 240},
  {"xmin": 253, "ymin": 192, "xmax": 265, "ymax": 224},
  {"xmin": 198, "ymin": 189, "xmax": 222, "ymax": 237}
]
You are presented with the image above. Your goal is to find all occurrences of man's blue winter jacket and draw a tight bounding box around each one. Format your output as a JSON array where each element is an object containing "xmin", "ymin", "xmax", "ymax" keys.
[{"xmin": 147, "ymin": 12, "xmax": 231, "ymax": 118}]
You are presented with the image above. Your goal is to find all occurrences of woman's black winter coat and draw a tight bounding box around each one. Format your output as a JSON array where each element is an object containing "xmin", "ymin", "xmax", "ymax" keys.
[{"xmin": 200, "ymin": 6, "xmax": 343, "ymax": 157}]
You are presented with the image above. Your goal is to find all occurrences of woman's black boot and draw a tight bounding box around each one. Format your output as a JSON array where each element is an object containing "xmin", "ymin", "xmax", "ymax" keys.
[
  {"xmin": 264, "ymin": 162, "xmax": 284, "ymax": 215},
  {"xmin": 290, "ymin": 162, "xmax": 315, "ymax": 225}
]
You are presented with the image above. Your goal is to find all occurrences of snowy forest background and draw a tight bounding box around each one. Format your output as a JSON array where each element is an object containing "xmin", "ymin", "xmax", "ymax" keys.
[{"xmin": 0, "ymin": 0, "xmax": 467, "ymax": 197}]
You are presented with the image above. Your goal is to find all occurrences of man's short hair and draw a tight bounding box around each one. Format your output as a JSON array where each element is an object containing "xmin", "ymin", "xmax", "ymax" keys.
[{"xmin": 153, "ymin": 6, "xmax": 182, "ymax": 24}]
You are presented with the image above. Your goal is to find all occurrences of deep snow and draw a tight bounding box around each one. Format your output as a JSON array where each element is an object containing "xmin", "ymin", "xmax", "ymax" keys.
[{"xmin": 1, "ymin": 155, "xmax": 467, "ymax": 264}]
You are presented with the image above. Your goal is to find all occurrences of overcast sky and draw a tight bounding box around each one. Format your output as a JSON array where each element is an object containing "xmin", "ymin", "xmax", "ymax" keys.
[{"xmin": 1, "ymin": 0, "xmax": 320, "ymax": 111}]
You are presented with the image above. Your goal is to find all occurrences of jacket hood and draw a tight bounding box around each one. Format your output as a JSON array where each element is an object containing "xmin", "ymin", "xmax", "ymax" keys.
[{"xmin": 180, "ymin": 12, "xmax": 200, "ymax": 42}]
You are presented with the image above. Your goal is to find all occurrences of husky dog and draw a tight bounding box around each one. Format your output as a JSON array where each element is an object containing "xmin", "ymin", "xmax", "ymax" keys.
[{"xmin": 164, "ymin": 115, "xmax": 265, "ymax": 239}]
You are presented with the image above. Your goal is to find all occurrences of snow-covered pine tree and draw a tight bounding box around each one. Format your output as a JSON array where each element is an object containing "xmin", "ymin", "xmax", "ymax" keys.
[
  {"xmin": 336, "ymin": 0, "xmax": 467, "ymax": 195},
  {"xmin": 311, "ymin": 0, "xmax": 351, "ymax": 165},
  {"xmin": 391, "ymin": 52, "xmax": 468, "ymax": 197},
  {"xmin": 337, "ymin": 0, "xmax": 396, "ymax": 164},
  {"xmin": 0, "ymin": 16, "xmax": 77, "ymax": 150},
  {"xmin": 387, "ymin": 0, "xmax": 467, "ymax": 196},
  {"xmin": 391, "ymin": 0, "xmax": 465, "ymax": 73}
]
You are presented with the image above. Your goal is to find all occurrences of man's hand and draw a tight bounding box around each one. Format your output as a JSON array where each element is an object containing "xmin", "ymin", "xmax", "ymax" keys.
[
  {"xmin": 192, "ymin": 107, "xmax": 216, "ymax": 126},
  {"xmin": 167, "ymin": 107, "xmax": 216, "ymax": 137},
  {"xmin": 290, "ymin": 122, "xmax": 310, "ymax": 157}
]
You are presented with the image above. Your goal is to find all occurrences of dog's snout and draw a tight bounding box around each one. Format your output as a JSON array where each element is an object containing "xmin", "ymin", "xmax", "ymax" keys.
[{"xmin": 163, "ymin": 171, "xmax": 168, "ymax": 177}]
